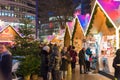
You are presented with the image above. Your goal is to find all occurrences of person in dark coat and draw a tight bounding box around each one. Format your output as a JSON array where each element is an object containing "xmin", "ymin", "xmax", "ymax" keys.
[
  {"xmin": 0, "ymin": 44, "xmax": 12, "ymax": 80},
  {"xmin": 40, "ymin": 46, "xmax": 50, "ymax": 80},
  {"xmin": 60, "ymin": 47, "xmax": 71, "ymax": 80},
  {"xmin": 78, "ymin": 48, "xmax": 86, "ymax": 74},
  {"xmin": 113, "ymin": 49, "xmax": 120, "ymax": 80},
  {"xmin": 69, "ymin": 46, "xmax": 77, "ymax": 73},
  {"xmin": 48, "ymin": 44, "xmax": 61, "ymax": 80}
]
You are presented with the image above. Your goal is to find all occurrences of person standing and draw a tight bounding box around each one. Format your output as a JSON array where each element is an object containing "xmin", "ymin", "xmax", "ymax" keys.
[
  {"xmin": 85, "ymin": 47, "xmax": 92, "ymax": 72},
  {"xmin": 0, "ymin": 44, "xmax": 12, "ymax": 80},
  {"xmin": 91, "ymin": 54, "xmax": 97, "ymax": 70},
  {"xmin": 78, "ymin": 48, "xmax": 86, "ymax": 74},
  {"xmin": 49, "ymin": 44, "xmax": 61, "ymax": 80},
  {"xmin": 69, "ymin": 46, "xmax": 77, "ymax": 73},
  {"xmin": 40, "ymin": 45, "xmax": 50, "ymax": 80},
  {"xmin": 113, "ymin": 49, "xmax": 120, "ymax": 80},
  {"xmin": 60, "ymin": 47, "xmax": 71, "ymax": 80}
]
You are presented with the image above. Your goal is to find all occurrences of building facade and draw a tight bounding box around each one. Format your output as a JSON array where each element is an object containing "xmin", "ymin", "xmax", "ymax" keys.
[{"xmin": 0, "ymin": 0, "xmax": 36, "ymax": 27}]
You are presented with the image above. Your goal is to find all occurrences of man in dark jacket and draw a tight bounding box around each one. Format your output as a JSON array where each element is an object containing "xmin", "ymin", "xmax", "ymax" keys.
[
  {"xmin": 0, "ymin": 44, "xmax": 12, "ymax": 80},
  {"xmin": 78, "ymin": 48, "xmax": 86, "ymax": 74}
]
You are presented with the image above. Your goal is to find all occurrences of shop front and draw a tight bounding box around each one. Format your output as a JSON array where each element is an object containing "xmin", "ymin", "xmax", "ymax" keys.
[
  {"xmin": 84, "ymin": 1, "xmax": 117, "ymax": 76},
  {"xmin": 85, "ymin": 33, "xmax": 116, "ymax": 75}
]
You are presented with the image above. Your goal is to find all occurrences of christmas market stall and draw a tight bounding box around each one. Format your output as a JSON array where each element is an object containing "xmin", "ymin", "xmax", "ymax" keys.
[{"xmin": 85, "ymin": 1, "xmax": 116, "ymax": 74}]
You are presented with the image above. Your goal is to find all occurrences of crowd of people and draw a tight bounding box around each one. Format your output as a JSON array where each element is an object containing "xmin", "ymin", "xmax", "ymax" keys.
[
  {"xmin": 40, "ymin": 43, "xmax": 99, "ymax": 80},
  {"xmin": 0, "ymin": 43, "xmax": 120, "ymax": 80},
  {"xmin": 40, "ymin": 43, "xmax": 77, "ymax": 80}
]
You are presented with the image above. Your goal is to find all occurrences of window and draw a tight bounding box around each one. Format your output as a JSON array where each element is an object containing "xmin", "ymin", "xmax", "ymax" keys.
[
  {"xmin": 1, "ymin": 11, "xmax": 4, "ymax": 16},
  {"xmin": 5, "ymin": 6, "xmax": 10, "ymax": 10},
  {"xmin": 11, "ymin": 13, "xmax": 14, "ymax": 17},
  {"xmin": 1, "ymin": 5, "xmax": 5, "ymax": 9},
  {"xmin": 10, "ymin": 6, "xmax": 14, "ymax": 11},
  {"xmin": 0, "ymin": 11, "xmax": 2, "ymax": 16}
]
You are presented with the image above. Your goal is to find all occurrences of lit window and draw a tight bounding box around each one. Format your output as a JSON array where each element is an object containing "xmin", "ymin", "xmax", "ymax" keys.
[
  {"xmin": 10, "ymin": 6, "xmax": 14, "ymax": 10},
  {"xmin": 11, "ymin": 13, "xmax": 14, "ymax": 17},
  {"xmin": 14, "ymin": 14, "xmax": 17, "ymax": 17},
  {"xmin": 5, "ymin": 6, "xmax": 10, "ymax": 10},
  {"xmin": 4, "ymin": 12, "xmax": 8, "ymax": 16},
  {"xmin": 8, "ymin": 12, "xmax": 11, "ymax": 17},
  {"xmin": 0, "ymin": 11, "xmax": 1, "ymax": 16},
  {"xmin": 1, "ymin": 12, "xmax": 4, "ymax": 16}
]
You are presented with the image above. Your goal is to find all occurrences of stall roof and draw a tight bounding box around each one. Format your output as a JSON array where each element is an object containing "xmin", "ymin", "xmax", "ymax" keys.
[
  {"xmin": 98, "ymin": 0, "xmax": 120, "ymax": 28},
  {"xmin": 0, "ymin": 25, "xmax": 22, "ymax": 42},
  {"xmin": 0, "ymin": 25, "xmax": 22, "ymax": 37},
  {"xmin": 85, "ymin": 1, "xmax": 116, "ymax": 36}
]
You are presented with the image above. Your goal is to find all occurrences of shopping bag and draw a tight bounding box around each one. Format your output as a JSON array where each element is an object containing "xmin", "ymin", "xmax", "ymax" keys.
[{"xmin": 47, "ymin": 72, "xmax": 52, "ymax": 80}]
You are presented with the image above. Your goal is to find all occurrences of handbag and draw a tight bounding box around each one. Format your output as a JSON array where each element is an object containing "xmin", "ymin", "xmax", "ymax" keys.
[{"xmin": 47, "ymin": 72, "xmax": 52, "ymax": 80}]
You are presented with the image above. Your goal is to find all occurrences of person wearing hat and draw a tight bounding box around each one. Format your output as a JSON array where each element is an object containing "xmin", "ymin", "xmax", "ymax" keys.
[{"xmin": 40, "ymin": 46, "xmax": 50, "ymax": 80}]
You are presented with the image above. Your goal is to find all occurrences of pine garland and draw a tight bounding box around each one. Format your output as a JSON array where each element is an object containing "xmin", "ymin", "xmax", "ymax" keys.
[
  {"xmin": 64, "ymin": 26, "xmax": 70, "ymax": 47},
  {"xmin": 86, "ymin": 4, "xmax": 114, "ymax": 35},
  {"xmin": 86, "ymin": 4, "xmax": 98, "ymax": 35},
  {"xmin": 72, "ymin": 18, "xmax": 77, "ymax": 46}
]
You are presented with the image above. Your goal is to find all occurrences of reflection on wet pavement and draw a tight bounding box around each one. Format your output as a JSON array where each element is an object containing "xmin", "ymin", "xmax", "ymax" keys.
[
  {"xmin": 66, "ymin": 65, "xmax": 111, "ymax": 80},
  {"xmin": 39, "ymin": 65, "xmax": 111, "ymax": 80}
]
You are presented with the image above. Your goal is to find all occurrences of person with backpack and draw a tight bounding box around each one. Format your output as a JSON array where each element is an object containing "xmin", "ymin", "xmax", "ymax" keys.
[{"xmin": 48, "ymin": 44, "xmax": 61, "ymax": 80}]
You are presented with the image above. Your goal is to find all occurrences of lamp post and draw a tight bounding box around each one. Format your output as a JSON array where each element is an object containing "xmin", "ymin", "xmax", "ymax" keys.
[{"xmin": 35, "ymin": 0, "xmax": 39, "ymax": 39}]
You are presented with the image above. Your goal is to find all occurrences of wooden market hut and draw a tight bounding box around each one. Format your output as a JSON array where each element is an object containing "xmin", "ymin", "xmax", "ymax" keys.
[
  {"xmin": 0, "ymin": 25, "xmax": 21, "ymax": 43},
  {"xmin": 72, "ymin": 18, "xmax": 85, "ymax": 52},
  {"xmin": 64, "ymin": 25, "xmax": 71, "ymax": 48},
  {"xmin": 86, "ymin": 2, "xmax": 115, "ymax": 36}
]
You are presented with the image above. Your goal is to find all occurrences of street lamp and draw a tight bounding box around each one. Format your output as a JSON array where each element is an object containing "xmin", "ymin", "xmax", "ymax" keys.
[{"xmin": 35, "ymin": 0, "xmax": 39, "ymax": 39}]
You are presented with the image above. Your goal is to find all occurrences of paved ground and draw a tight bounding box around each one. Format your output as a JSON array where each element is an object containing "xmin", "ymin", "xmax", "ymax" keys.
[
  {"xmin": 39, "ymin": 65, "xmax": 112, "ymax": 80},
  {"xmin": 67, "ymin": 65, "xmax": 111, "ymax": 80}
]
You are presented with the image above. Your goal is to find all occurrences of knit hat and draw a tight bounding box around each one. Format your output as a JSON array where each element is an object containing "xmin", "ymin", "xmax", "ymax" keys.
[{"xmin": 43, "ymin": 46, "xmax": 50, "ymax": 52}]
